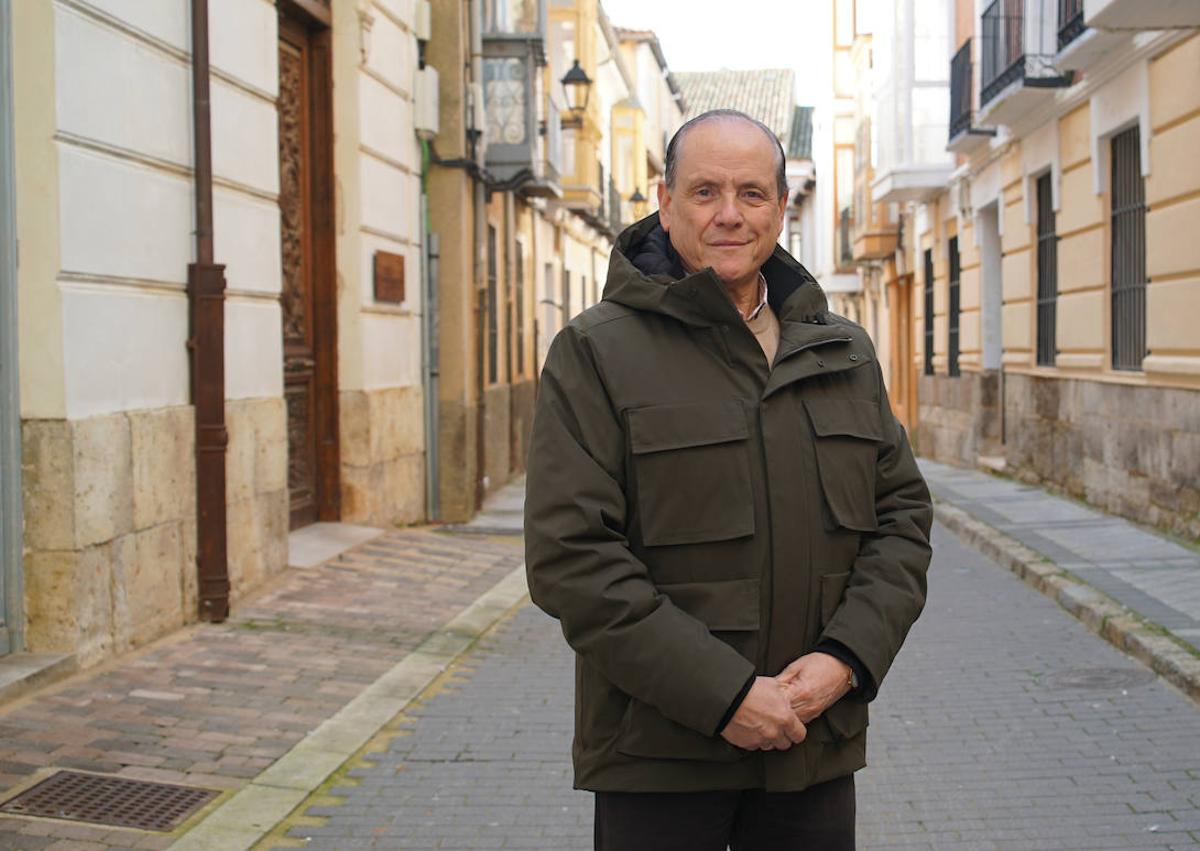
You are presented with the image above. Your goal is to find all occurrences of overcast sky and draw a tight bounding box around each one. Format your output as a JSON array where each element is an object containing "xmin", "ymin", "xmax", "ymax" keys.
[{"xmin": 598, "ymin": 0, "xmax": 832, "ymax": 108}]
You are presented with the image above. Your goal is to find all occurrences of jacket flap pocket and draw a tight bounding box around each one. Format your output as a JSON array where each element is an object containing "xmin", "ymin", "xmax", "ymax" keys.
[
  {"xmin": 616, "ymin": 698, "xmax": 748, "ymax": 763},
  {"xmin": 803, "ymin": 399, "xmax": 883, "ymax": 441},
  {"xmin": 629, "ymin": 401, "xmax": 748, "ymax": 454},
  {"xmin": 659, "ymin": 578, "xmax": 760, "ymax": 631}
]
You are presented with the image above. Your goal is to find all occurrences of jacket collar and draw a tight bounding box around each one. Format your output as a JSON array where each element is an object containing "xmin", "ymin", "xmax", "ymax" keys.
[{"xmin": 605, "ymin": 213, "xmax": 831, "ymax": 329}]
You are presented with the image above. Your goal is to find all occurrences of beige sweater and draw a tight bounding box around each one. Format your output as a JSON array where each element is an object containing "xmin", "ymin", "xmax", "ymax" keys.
[{"xmin": 745, "ymin": 301, "xmax": 780, "ymax": 368}]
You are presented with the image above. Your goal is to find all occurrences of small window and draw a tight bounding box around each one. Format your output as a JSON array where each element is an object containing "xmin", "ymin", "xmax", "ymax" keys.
[
  {"xmin": 923, "ymin": 249, "xmax": 935, "ymax": 377},
  {"xmin": 487, "ymin": 225, "xmax": 499, "ymax": 384},
  {"xmin": 1035, "ymin": 172, "xmax": 1058, "ymax": 367},
  {"xmin": 1110, "ymin": 126, "xmax": 1146, "ymax": 371},
  {"xmin": 947, "ymin": 237, "xmax": 960, "ymax": 377}
]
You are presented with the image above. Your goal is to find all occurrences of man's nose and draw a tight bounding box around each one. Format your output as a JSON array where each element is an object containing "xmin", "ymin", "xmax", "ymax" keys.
[{"xmin": 713, "ymin": 192, "xmax": 744, "ymax": 227}]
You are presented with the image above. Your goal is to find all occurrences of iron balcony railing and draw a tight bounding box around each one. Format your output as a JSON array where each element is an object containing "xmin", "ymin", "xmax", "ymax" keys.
[
  {"xmin": 1058, "ymin": 0, "xmax": 1085, "ymax": 50},
  {"xmin": 980, "ymin": 0, "xmax": 1025, "ymax": 106},
  {"xmin": 981, "ymin": 0, "xmax": 1071, "ymax": 108},
  {"xmin": 950, "ymin": 39, "xmax": 974, "ymax": 140}
]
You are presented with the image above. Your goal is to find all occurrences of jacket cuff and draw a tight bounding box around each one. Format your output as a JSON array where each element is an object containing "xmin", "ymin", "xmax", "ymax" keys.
[
  {"xmin": 812, "ymin": 639, "xmax": 876, "ymax": 701},
  {"xmin": 713, "ymin": 671, "xmax": 758, "ymax": 737}
]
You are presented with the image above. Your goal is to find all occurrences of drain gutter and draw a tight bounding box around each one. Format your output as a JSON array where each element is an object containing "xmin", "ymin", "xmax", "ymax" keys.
[{"xmin": 188, "ymin": 0, "xmax": 230, "ymax": 621}]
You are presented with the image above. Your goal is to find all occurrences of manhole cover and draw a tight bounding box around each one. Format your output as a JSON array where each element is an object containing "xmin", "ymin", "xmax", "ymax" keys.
[
  {"xmin": 0, "ymin": 770, "xmax": 219, "ymax": 832},
  {"xmin": 1043, "ymin": 667, "xmax": 1156, "ymax": 690}
]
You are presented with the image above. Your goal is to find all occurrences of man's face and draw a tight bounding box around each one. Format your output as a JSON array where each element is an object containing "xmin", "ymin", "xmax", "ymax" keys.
[{"xmin": 658, "ymin": 119, "xmax": 788, "ymax": 290}]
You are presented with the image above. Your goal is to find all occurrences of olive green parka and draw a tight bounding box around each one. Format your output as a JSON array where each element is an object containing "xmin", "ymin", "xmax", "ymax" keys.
[{"xmin": 524, "ymin": 214, "xmax": 933, "ymax": 793}]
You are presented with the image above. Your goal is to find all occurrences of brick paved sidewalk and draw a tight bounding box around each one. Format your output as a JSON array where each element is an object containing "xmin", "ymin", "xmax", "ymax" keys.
[{"xmin": 0, "ymin": 525, "xmax": 523, "ymax": 850}]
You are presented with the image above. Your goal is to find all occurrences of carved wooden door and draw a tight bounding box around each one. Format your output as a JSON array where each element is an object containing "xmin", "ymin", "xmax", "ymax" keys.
[{"xmin": 278, "ymin": 12, "xmax": 338, "ymax": 530}]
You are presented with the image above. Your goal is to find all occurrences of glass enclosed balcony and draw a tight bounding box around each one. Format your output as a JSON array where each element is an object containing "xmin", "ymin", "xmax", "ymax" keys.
[{"xmin": 481, "ymin": 0, "xmax": 562, "ymax": 196}]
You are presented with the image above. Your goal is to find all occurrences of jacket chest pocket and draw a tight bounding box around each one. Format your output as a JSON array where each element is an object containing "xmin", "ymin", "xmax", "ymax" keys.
[
  {"xmin": 628, "ymin": 401, "xmax": 755, "ymax": 547},
  {"xmin": 804, "ymin": 398, "xmax": 882, "ymax": 533}
]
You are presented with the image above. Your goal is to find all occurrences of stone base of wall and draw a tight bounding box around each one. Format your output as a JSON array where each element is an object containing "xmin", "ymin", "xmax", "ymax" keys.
[
  {"xmin": 437, "ymin": 397, "xmax": 480, "ymax": 524},
  {"xmin": 21, "ymin": 407, "xmax": 197, "ymax": 666},
  {"xmin": 1003, "ymin": 374, "xmax": 1200, "ymax": 540},
  {"xmin": 510, "ymin": 379, "xmax": 536, "ymax": 475},
  {"xmin": 483, "ymin": 384, "xmax": 512, "ymax": 497},
  {"xmin": 915, "ymin": 370, "xmax": 1002, "ymax": 466},
  {"xmin": 339, "ymin": 386, "xmax": 426, "ymax": 527},
  {"xmin": 225, "ymin": 397, "xmax": 288, "ymax": 600}
]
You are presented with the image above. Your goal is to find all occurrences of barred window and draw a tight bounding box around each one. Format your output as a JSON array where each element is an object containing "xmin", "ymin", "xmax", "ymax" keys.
[
  {"xmin": 1036, "ymin": 172, "xmax": 1057, "ymax": 367},
  {"xmin": 1110, "ymin": 126, "xmax": 1146, "ymax": 371},
  {"xmin": 514, "ymin": 240, "xmax": 525, "ymax": 377},
  {"xmin": 487, "ymin": 225, "xmax": 499, "ymax": 384},
  {"xmin": 923, "ymin": 249, "xmax": 935, "ymax": 377},
  {"xmin": 948, "ymin": 236, "xmax": 961, "ymax": 377}
]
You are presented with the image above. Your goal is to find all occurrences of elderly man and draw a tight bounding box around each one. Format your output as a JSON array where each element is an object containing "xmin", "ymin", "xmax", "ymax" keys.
[{"xmin": 524, "ymin": 109, "xmax": 933, "ymax": 850}]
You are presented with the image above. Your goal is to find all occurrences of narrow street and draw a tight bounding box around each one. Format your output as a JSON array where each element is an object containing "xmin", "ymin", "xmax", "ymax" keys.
[{"xmin": 266, "ymin": 522, "xmax": 1200, "ymax": 850}]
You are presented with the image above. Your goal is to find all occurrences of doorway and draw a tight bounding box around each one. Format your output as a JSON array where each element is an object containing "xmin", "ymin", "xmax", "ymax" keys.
[{"xmin": 278, "ymin": 4, "xmax": 339, "ymax": 529}]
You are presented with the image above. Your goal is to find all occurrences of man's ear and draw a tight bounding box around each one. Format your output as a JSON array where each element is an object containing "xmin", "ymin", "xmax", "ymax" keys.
[{"xmin": 657, "ymin": 181, "xmax": 671, "ymax": 231}]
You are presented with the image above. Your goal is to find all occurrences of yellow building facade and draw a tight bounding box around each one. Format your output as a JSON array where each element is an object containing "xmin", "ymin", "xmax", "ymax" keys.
[{"xmin": 862, "ymin": 1, "xmax": 1200, "ymax": 539}]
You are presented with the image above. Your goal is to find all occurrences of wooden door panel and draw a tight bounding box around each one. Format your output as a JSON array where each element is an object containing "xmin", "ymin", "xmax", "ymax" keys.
[{"xmin": 279, "ymin": 14, "xmax": 329, "ymax": 530}]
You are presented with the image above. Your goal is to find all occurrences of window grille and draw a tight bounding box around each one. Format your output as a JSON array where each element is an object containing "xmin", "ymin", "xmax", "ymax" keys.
[
  {"xmin": 948, "ymin": 237, "xmax": 961, "ymax": 377},
  {"xmin": 487, "ymin": 225, "xmax": 499, "ymax": 383},
  {"xmin": 923, "ymin": 249, "xmax": 935, "ymax": 376},
  {"xmin": 561, "ymin": 268, "xmax": 570, "ymax": 327},
  {"xmin": 514, "ymin": 240, "xmax": 525, "ymax": 377},
  {"xmin": 1110, "ymin": 126, "xmax": 1146, "ymax": 371},
  {"xmin": 1058, "ymin": 0, "xmax": 1085, "ymax": 50},
  {"xmin": 1035, "ymin": 172, "xmax": 1058, "ymax": 366}
]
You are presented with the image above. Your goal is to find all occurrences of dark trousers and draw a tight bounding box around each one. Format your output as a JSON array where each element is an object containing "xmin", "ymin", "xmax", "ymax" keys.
[{"xmin": 593, "ymin": 774, "xmax": 855, "ymax": 851}]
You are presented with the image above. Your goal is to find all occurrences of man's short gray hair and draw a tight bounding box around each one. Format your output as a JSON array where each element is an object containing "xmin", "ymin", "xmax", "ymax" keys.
[{"xmin": 664, "ymin": 109, "xmax": 788, "ymax": 200}]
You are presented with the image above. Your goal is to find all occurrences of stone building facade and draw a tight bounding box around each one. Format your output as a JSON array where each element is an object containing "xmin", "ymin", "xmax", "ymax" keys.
[
  {"xmin": 848, "ymin": 0, "xmax": 1200, "ymax": 540},
  {"xmin": 7, "ymin": 0, "xmax": 431, "ymax": 666}
]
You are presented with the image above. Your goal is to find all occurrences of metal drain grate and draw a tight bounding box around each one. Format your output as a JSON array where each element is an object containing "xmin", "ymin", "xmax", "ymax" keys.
[{"xmin": 0, "ymin": 770, "xmax": 219, "ymax": 832}]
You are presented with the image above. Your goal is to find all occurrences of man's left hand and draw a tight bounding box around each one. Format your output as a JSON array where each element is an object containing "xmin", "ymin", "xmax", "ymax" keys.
[{"xmin": 775, "ymin": 653, "xmax": 854, "ymax": 724}]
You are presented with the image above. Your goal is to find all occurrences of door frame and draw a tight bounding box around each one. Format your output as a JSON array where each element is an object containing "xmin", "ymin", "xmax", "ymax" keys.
[
  {"xmin": 279, "ymin": 0, "xmax": 339, "ymax": 525},
  {"xmin": 0, "ymin": 0, "xmax": 22, "ymax": 654}
]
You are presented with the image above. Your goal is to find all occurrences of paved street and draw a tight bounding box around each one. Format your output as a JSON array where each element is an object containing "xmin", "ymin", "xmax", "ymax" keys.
[{"xmin": 270, "ymin": 523, "xmax": 1200, "ymax": 850}]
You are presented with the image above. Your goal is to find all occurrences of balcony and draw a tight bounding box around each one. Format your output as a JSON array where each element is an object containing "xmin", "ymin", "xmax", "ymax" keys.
[
  {"xmin": 1055, "ymin": 0, "xmax": 1125, "ymax": 70},
  {"xmin": 481, "ymin": 0, "xmax": 561, "ymax": 196},
  {"xmin": 947, "ymin": 39, "xmax": 997, "ymax": 155},
  {"xmin": 978, "ymin": 0, "xmax": 1071, "ymax": 127},
  {"xmin": 1084, "ymin": 0, "xmax": 1200, "ymax": 30}
]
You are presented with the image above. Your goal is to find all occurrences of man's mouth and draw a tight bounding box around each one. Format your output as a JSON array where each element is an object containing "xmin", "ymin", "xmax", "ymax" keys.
[{"xmin": 709, "ymin": 241, "xmax": 750, "ymax": 247}]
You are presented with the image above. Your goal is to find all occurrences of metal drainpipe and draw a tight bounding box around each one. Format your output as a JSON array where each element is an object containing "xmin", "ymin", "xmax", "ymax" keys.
[
  {"xmin": 0, "ymin": 0, "xmax": 25, "ymax": 652},
  {"xmin": 188, "ymin": 0, "xmax": 229, "ymax": 622},
  {"xmin": 470, "ymin": 0, "xmax": 488, "ymax": 511},
  {"xmin": 418, "ymin": 171, "xmax": 441, "ymax": 521}
]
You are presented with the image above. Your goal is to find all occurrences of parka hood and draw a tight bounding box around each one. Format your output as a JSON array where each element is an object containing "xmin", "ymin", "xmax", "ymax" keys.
[{"xmin": 604, "ymin": 213, "xmax": 830, "ymax": 327}]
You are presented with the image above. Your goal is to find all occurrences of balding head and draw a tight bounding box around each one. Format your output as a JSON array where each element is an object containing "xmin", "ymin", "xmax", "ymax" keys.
[{"xmin": 664, "ymin": 109, "xmax": 787, "ymax": 200}]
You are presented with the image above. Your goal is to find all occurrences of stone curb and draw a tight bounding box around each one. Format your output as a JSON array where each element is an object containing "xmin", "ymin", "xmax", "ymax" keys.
[
  {"xmin": 167, "ymin": 562, "xmax": 531, "ymax": 851},
  {"xmin": 936, "ymin": 502, "xmax": 1200, "ymax": 707}
]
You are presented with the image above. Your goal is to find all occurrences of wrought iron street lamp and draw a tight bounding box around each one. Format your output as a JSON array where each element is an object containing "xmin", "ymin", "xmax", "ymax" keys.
[{"xmin": 560, "ymin": 59, "xmax": 592, "ymax": 128}]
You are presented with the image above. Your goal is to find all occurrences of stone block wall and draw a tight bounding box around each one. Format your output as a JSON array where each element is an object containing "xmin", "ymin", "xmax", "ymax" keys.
[
  {"xmin": 21, "ymin": 407, "xmax": 196, "ymax": 666},
  {"xmin": 915, "ymin": 370, "xmax": 1002, "ymax": 466},
  {"xmin": 339, "ymin": 386, "xmax": 426, "ymax": 528},
  {"xmin": 225, "ymin": 397, "xmax": 289, "ymax": 600},
  {"xmin": 1004, "ymin": 375, "xmax": 1200, "ymax": 541}
]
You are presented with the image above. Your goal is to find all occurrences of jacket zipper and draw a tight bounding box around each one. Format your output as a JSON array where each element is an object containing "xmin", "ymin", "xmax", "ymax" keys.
[{"xmin": 756, "ymin": 332, "xmax": 854, "ymax": 674}]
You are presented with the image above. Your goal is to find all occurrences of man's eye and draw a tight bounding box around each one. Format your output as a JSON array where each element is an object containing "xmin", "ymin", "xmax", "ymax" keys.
[
  {"xmin": 695, "ymin": 187, "xmax": 713, "ymax": 198},
  {"xmin": 744, "ymin": 190, "xmax": 764, "ymax": 200}
]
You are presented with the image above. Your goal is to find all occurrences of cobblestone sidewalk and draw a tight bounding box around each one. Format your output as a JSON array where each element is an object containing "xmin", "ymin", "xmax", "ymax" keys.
[
  {"xmin": 266, "ymin": 523, "xmax": 1200, "ymax": 850},
  {"xmin": 0, "ymin": 526, "xmax": 524, "ymax": 850}
]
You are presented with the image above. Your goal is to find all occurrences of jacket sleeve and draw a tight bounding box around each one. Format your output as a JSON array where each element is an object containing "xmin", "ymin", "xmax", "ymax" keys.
[
  {"xmin": 524, "ymin": 326, "xmax": 757, "ymax": 737},
  {"xmin": 817, "ymin": 358, "xmax": 933, "ymax": 697}
]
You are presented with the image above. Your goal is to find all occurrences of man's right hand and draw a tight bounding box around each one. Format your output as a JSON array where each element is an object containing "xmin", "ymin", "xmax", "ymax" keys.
[{"xmin": 719, "ymin": 676, "xmax": 807, "ymax": 751}]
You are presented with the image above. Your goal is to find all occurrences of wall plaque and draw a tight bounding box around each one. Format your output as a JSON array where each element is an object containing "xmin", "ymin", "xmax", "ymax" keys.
[{"xmin": 373, "ymin": 251, "xmax": 406, "ymax": 304}]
